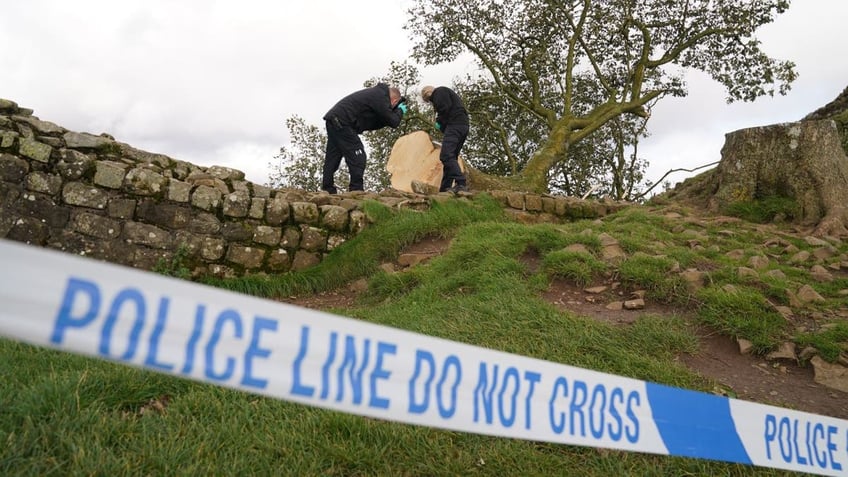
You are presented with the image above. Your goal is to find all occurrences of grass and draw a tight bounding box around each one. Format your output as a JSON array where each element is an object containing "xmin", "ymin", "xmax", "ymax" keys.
[{"xmin": 3, "ymin": 194, "xmax": 846, "ymax": 475}]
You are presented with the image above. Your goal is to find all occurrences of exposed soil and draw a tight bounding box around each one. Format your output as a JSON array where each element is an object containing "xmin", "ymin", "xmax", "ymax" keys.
[{"xmin": 282, "ymin": 236, "xmax": 848, "ymax": 420}]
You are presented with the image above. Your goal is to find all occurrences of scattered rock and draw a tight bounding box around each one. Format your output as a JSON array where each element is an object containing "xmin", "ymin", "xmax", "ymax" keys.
[
  {"xmin": 799, "ymin": 346, "xmax": 818, "ymax": 361},
  {"xmin": 810, "ymin": 265, "xmax": 834, "ymax": 282},
  {"xmin": 767, "ymin": 342, "xmax": 796, "ymax": 361},
  {"xmin": 725, "ymin": 249, "xmax": 745, "ymax": 260},
  {"xmin": 789, "ymin": 250, "xmax": 811, "ymax": 264},
  {"xmin": 623, "ymin": 298, "xmax": 645, "ymax": 310},
  {"xmin": 737, "ymin": 338, "xmax": 754, "ymax": 355},
  {"xmin": 797, "ymin": 284, "xmax": 826, "ymax": 303},
  {"xmin": 773, "ymin": 306, "xmax": 794, "ymax": 320},
  {"xmin": 584, "ymin": 286, "xmax": 608, "ymax": 294},
  {"xmin": 737, "ymin": 266, "xmax": 758, "ymax": 278},
  {"xmin": 811, "ymin": 356, "xmax": 848, "ymax": 393},
  {"xmin": 748, "ymin": 255, "xmax": 770, "ymax": 269}
]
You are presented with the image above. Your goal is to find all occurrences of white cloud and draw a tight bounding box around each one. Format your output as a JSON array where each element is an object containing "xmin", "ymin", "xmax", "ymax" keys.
[{"xmin": 2, "ymin": 1, "xmax": 846, "ymax": 190}]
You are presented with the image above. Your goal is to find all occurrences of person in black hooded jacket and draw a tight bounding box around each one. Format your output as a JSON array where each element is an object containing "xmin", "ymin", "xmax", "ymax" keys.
[
  {"xmin": 421, "ymin": 85, "xmax": 468, "ymax": 193},
  {"xmin": 321, "ymin": 83, "xmax": 407, "ymax": 194}
]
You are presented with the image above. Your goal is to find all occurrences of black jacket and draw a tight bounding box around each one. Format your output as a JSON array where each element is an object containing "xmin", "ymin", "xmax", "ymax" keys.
[
  {"xmin": 323, "ymin": 83, "xmax": 402, "ymax": 134},
  {"xmin": 430, "ymin": 87, "xmax": 469, "ymax": 129}
]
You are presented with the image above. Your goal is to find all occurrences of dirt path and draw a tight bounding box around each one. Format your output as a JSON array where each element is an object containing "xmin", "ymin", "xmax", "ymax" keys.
[{"xmin": 283, "ymin": 236, "xmax": 848, "ymax": 420}]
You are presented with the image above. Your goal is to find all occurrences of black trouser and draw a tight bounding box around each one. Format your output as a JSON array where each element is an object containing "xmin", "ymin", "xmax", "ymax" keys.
[
  {"xmin": 439, "ymin": 123, "xmax": 469, "ymax": 192},
  {"xmin": 323, "ymin": 118, "xmax": 366, "ymax": 194}
]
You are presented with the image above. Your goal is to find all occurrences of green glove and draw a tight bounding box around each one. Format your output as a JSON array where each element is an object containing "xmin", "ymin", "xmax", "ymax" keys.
[
  {"xmin": 398, "ymin": 102, "xmax": 408, "ymax": 115},
  {"xmin": 435, "ymin": 121, "xmax": 442, "ymax": 132}
]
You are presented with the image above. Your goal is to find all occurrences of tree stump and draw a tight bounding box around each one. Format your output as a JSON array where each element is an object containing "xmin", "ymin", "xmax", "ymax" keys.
[{"xmin": 709, "ymin": 120, "xmax": 848, "ymax": 237}]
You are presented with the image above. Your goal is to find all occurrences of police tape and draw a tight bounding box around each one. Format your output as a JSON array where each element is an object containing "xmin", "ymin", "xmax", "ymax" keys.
[{"xmin": 0, "ymin": 238, "xmax": 846, "ymax": 476}]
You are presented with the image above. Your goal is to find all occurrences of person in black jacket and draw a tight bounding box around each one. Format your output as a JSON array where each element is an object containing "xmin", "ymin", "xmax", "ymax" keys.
[
  {"xmin": 321, "ymin": 83, "xmax": 407, "ymax": 194},
  {"xmin": 421, "ymin": 85, "xmax": 468, "ymax": 193}
]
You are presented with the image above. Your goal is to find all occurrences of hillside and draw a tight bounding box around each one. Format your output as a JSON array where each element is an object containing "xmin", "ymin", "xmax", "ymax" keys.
[{"xmin": 276, "ymin": 203, "xmax": 848, "ymax": 420}]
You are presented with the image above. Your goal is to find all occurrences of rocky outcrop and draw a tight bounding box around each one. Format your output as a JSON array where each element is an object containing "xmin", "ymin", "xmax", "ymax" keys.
[{"xmin": 0, "ymin": 99, "xmax": 627, "ymax": 278}]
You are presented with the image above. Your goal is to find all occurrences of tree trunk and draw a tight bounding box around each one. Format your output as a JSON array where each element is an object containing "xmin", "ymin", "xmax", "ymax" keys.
[
  {"xmin": 709, "ymin": 120, "xmax": 848, "ymax": 237},
  {"xmin": 467, "ymin": 123, "xmax": 570, "ymax": 194}
]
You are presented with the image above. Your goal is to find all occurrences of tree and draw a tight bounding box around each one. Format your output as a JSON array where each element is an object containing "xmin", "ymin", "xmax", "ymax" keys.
[
  {"xmin": 406, "ymin": 0, "xmax": 797, "ymax": 193},
  {"xmin": 454, "ymin": 72, "xmax": 654, "ymax": 200},
  {"xmin": 267, "ymin": 115, "xmax": 328, "ymax": 190}
]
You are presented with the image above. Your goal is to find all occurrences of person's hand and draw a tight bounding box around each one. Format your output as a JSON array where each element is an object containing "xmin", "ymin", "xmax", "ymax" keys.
[
  {"xmin": 398, "ymin": 102, "xmax": 408, "ymax": 115},
  {"xmin": 435, "ymin": 121, "xmax": 442, "ymax": 131}
]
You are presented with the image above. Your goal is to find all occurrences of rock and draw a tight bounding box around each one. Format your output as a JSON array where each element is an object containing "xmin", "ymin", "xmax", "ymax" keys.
[
  {"xmin": 605, "ymin": 301, "xmax": 623, "ymax": 311},
  {"xmin": 737, "ymin": 338, "xmax": 754, "ymax": 355},
  {"xmin": 584, "ymin": 286, "xmax": 608, "ymax": 294},
  {"xmin": 797, "ymin": 284, "xmax": 826, "ymax": 303},
  {"xmin": 623, "ymin": 298, "xmax": 645, "ymax": 310},
  {"xmin": 789, "ymin": 250, "xmax": 811, "ymax": 264},
  {"xmin": 810, "ymin": 265, "xmax": 834, "ymax": 282},
  {"xmin": 773, "ymin": 306, "xmax": 794, "ymax": 320},
  {"xmin": 811, "ymin": 356, "xmax": 848, "ymax": 393},
  {"xmin": 725, "ymin": 249, "xmax": 745, "ymax": 260},
  {"xmin": 680, "ymin": 269, "xmax": 704, "ymax": 292},
  {"xmin": 766, "ymin": 342, "xmax": 796, "ymax": 361},
  {"xmin": 564, "ymin": 243, "xmax": 591, "ymax": 254},
  {"xmin": 737, "ymin": 266, "xmax": 758, "ymax": 278},
  {"xmin": 411, "ymin": 180, "xmax": 438, "ymax": 195},
  {"xmin": 747, "ymin": 255, "xmax": 770, "ymax": 269},
  {"xmin": 799, "ymin": 346, "xmax": 818, "ymax": 361}
]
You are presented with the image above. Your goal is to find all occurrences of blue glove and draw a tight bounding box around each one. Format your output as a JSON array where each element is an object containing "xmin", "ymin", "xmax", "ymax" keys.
[
  {"xmin": 398, "ymin": 102, "xmax": 408, "ymax": 115},
  {"xmin": 435, "ymin": 121, "xmax": 442, "ymax": 131}
]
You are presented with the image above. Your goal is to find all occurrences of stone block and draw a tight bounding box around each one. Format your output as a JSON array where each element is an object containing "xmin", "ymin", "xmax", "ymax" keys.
[
  {"xmin": 108, "ymin": 198, "xmax": 136, "ymax": 219},
  {"xmin": 18, "ymin": 137, "xmax": 52, "ymax": 162},
  {"xmin": 267, "ymin": 248, "xmax": 291, "ymax": 272},
  {"xmin": 123, "ymin": 221, "xmax": 172, "ymax": 249},
  {"xmin": 320, "ymin": 205, "xmax": 349, "ymax": 231},
  {"xmin": 71, "ymin": 212, "xmax": 121, "ymax": 239},
  {"xmin": 124, "ymin": 167, "xmax": 168, "ymax": 196},
  {"xmin": 25, "ymin": 171, "xmax": 62, "ymax": 195},
  {"xmin": 94, "ymin": 160, "xmax": 128, "ymax": 189},
  {"xmin": 191, "ymin": 185, "xmax": 222, "ymax": 211},
  {"xmin": 62, "ymin": 182, "xmax": 108, "ymax": 209},
  {"xmin": 253, "ymin": 225, "xmax": 282, "ymax": 246},
  {"xmin": 249, "ymin": 197, "xmax": 265, "ymax": 219},
  {"xmin": 223, "ymin": 190, "xmax": 250, "ymax": 218},
  {"xmin": 168, "ymin": 179, "xmax": 192, "ymax": 203},
  {"xmin": 292, "ymin": 201, "xmax": 319, "ymax": 224},
  {"xmin": 265, "ymin": 196, "xmax": 290, "ymax": 225},
  {"xmin": 226, "ymin": 245, "xmax": 265, "ymax": 269}
]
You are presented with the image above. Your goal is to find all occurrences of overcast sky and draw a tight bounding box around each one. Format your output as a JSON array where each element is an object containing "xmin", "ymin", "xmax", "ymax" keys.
[{"xmin": 2, "ymin": 1, "xmax": 846, "ymax": 189}]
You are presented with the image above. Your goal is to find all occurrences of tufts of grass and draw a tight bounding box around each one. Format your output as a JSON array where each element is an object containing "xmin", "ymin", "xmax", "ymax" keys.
[
  {"xmin": 618, "ymin": 253, "xmax": 689, "ymax": 304},
  {"xmin": 796, "ymin": 321, "xmax": 848, "ymax": 362},
  {"xmin": 695, "ymin": 287, "xmax": 789, "ymax": 353},
  {"xmin": 722, "ymin": 196, "xmax": 800, "ymax": 224},
  {"xmin": 543, "ymin": 249, "xmax": 608, "ymax": 286}
]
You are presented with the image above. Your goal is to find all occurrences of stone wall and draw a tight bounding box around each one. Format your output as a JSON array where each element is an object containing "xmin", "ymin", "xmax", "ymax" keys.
[{"xmin": 0, "ymin": 98, "xmax": 626, "ymax": 278}]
